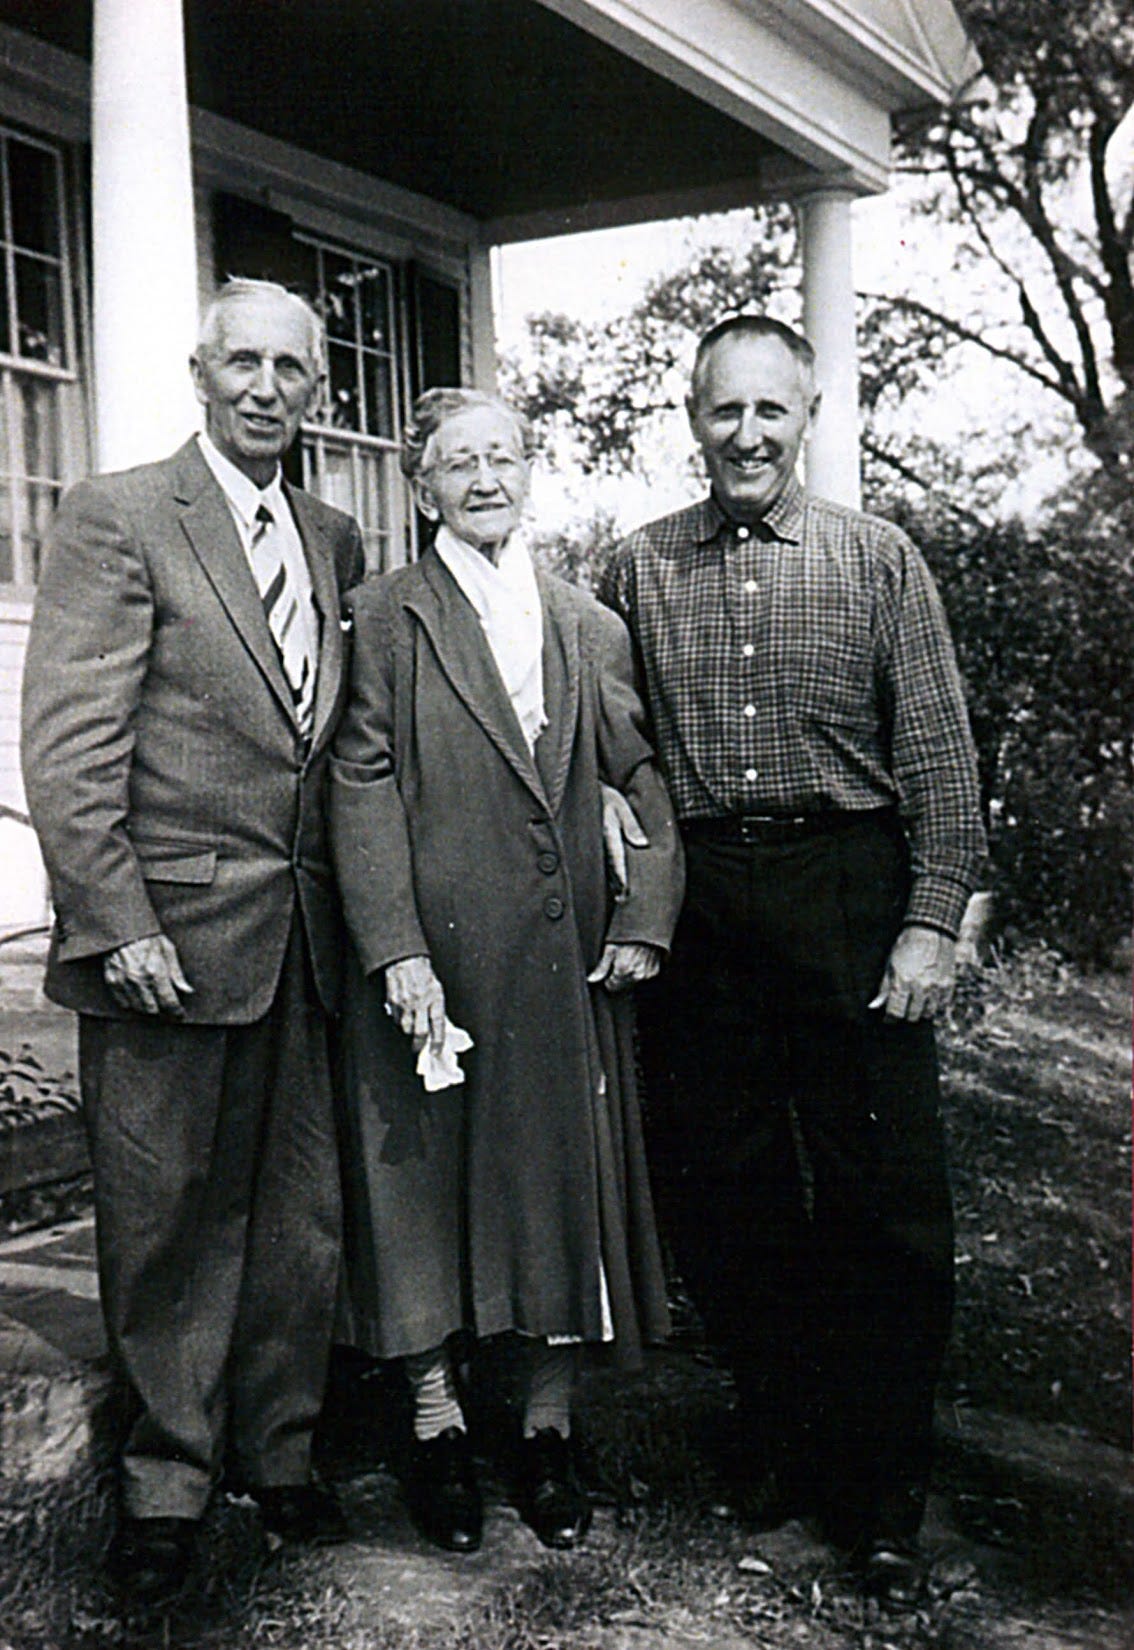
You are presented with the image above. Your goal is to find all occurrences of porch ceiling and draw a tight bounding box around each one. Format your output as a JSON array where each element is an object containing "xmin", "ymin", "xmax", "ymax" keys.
[{"xmin": 1, "ymin": 0, "xmax": 795, "ymax": 223}]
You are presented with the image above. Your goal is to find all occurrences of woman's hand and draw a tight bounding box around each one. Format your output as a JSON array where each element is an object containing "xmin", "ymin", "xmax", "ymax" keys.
[
  {"xmin": 587, "ymin": 941, "xmax": 663, "ymax": 994},
  {"xmin": 385, "ymin": 955, "xmax": 447, "ymax": 1053}
]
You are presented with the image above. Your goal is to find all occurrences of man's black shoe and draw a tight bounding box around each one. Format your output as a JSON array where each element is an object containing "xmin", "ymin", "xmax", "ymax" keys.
[
  {"xmin": 109, "ymin": 1515, "xmax": 197, "ymax": 1609},
  {"xmin": 521, "ymin": 1428, "xmax": 592, "ymax": 1549},
  {"xmin": 859, "ymin": 1535, "xmax": 927, "ymax": 1607},
  {"xmin": 251, "ymin": 1481, "xmax": 350, "ymax": 1545},
  {"xmin": 406, "ymin": 1426, "xmax": 483, "ymax": 1553}
]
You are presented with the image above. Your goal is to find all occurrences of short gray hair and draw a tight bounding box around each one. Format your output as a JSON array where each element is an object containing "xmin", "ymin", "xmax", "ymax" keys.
[
  {"xmin": 196, "ymin": 278, "xmax": 325, "ymax": 375},
  {"xmin": 401, "ymin": 387, "xmax": 536, "ymax": 480},
  {"xmin": 690, "ymin": 314, "xmax": 816, "ymax": 406}
]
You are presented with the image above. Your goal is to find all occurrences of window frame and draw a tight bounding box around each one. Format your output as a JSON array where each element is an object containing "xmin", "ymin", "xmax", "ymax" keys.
[
  {"xmin": 0, "ymin": 123, "xmax": 87, "ymax": 593},
  {"xmin": 292, "ymin": 231, "xmax": 412, "ymax": 573}
]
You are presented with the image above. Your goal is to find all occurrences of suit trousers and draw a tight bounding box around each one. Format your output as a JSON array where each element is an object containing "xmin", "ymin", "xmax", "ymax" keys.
[
  {"xmin": 79, "ymin": 921, "xmax": 341, "ymax": 1520},
  {"xmin": 637, "ymin": 810, "xmax": 954, "ymax": 1542}
]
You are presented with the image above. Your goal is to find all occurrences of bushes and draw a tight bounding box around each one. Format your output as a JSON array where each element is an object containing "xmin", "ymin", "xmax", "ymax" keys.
[{"xmin": 913, "ymin": 509, "xmax": 1134, "ymax": 969}]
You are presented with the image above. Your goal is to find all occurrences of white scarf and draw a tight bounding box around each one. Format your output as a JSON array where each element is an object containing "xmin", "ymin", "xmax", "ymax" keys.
[{"xmin": 434, "ymin": 525, "xmax": 547, "ymax": 753}]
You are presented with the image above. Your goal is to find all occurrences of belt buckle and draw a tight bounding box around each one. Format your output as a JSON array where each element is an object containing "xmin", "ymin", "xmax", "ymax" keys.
[{"xmin": 739, "ymin": 814, "xmax": 806, "ymax": 841}]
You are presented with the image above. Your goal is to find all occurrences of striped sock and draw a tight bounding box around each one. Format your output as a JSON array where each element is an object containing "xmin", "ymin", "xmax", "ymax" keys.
[{"xmin": 405, "ymin": 1346, "xmax": 466, "ymax": 1441}]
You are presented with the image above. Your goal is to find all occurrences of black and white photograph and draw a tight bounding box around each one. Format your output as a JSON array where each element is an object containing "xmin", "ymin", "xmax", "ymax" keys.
[{"xmin": 0, "ymin": 4, "xmax": 1130, "ymax": 1647}]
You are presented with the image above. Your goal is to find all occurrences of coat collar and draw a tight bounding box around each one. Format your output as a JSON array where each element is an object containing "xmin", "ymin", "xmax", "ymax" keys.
[{"xmin": 401, "ymin": 549, "xmax": 581, "ymax": 816}]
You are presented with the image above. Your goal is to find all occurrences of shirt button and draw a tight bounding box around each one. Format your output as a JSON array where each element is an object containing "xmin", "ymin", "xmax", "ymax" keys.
[
  {"xmin": 743, "ymin": 704, "xmax": 756, "ymax": 718},
  {"xmin": 736, "ymin": 525, "xmax": 750, "ymax": 541},
  {"xmin": 744, "ymin": 578, "xmax": 758, "ymax": 594},
  {"xmin": 537, "ymin": 851, "xmax": 559, "ymax": 875},
  {"xmin": 742, "ymin": 642, "xmax": 755, "ymax": 658},
  {"xmin": 543, "ymin": 895, "xmax": 565, "ymax": 920},
  {"xmin": 744, "ymin": 767, "xmax": 758, "ymax": 782}
]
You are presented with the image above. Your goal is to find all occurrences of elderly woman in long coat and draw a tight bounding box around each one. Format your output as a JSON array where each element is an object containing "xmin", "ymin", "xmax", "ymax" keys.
[{"xmin": 329, "ymin": 389, "xmax": 683, "ymax": 1556}]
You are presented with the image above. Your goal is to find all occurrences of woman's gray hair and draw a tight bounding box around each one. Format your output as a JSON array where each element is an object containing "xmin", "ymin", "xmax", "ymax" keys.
[
  {"xmin": 197, "ymin": 278, "xmax": 326, "ymax": 374},
  {"xmin": 401, "ymin": 387, "xmax": 536, "ymax": 480}
]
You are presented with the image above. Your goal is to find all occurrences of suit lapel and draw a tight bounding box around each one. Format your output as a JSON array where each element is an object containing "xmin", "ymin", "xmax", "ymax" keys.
[
  {"xmin": 406, "ymin": 551, "xmax": 550, "ymax": 809},
  {"xmin": 172, "ymin": 440, "xmax": 297, "ymax": 727},
  {"xmin": 286, "ymin": 482, "xmax": 342, "ymax": 751}
]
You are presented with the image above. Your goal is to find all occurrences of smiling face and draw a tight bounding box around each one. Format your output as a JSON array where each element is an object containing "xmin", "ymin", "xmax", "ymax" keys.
[
  {"xmin": 415, "ymin": 404, "xmax": 531, "ymax": 559},
  {"xmin": 687, "ymin": 332, "xmax": 820, "ymax": 522},
  {"xmin": 190, "ymin": 290, "xmax": 322, "ymax": 485}
]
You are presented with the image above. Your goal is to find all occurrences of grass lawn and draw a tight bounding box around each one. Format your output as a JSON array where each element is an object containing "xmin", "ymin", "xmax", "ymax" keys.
[
  {"xmin": 0, "ymin": 948, "xmax": 1130, "ymax": 1649},
  {"xmin": 939, "ymin": 950, "xmax": 1131, "ymax": 1449}
]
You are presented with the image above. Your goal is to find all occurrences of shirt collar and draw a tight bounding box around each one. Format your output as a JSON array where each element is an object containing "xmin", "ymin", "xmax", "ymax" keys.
[
  {"xmin": 699, "ymin": 471, "xmax": 806, "ymax": 546},
  {"xmin": 197, "ymin": 430, "xmax": 284, "ymax": 530}
]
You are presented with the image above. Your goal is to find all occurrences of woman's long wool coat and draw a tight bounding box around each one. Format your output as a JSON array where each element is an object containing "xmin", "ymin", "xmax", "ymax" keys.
[{"xmin": 329, "ymin": 549, "xmax": 684, "ymax": 1362}]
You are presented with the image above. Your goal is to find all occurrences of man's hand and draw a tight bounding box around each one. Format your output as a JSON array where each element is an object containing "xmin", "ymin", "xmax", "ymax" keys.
[
  {"xmin": 385, "ymin": 954, "xmax": 447, "ymax": 1054},
  {"xmin": 869, "ymin": 925, "xmax": 956, "ymax": 1021},
  {"xmin": 601, "ymin": 783, "xmax": 649, "ymax": 904},
  {"xmin": 104, "ymin": 934, "xmax": 194, "ymax": 1017},
  {"xmin": 588, "ymin": 941, "xmax": 663, "ymax": 994}
]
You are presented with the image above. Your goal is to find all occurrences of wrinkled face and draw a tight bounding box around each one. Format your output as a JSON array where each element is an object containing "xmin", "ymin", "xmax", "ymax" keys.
[
  {"xmin": 190, "ymin": 291, "xmax": 322, "ymax": 484},
  {"xmin": 415, "ymin": 404, "xmax": 531, "ymax": 558},
  {"xmin": 687, "ymin": 333, "xmax": 820, "ymax": 521}
]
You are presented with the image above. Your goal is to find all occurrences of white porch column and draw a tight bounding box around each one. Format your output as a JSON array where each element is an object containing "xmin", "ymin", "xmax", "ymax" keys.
[
  {"xmin": 468, "ymin": 241, "xmax": 498, "ymax": 391},
  {"xmin": 799, "ymin": 188, "xmax": 860, "ymax": 509},
  {"xmin": 92, "ymin": 0, "xmax": 199, "ymax": 470}
]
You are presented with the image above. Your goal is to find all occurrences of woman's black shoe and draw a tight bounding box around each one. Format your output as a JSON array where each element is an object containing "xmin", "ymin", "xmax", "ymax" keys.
[
  {"xmin": 521, "ymin": 1428, "xmax": 592, "ymax": 1549},
  {"xmin": 407, "ymin": 1426, "xmax": 483, "ymax": 1552}
]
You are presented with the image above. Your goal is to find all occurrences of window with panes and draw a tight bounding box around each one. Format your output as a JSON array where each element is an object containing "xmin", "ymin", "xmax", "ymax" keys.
[
  {"xmin": 0, "ymin": 125, "xmax": 86, "ymax": 587},
  {"xmin": 298, "ymin": 238, "xmax": 405, "ymax": 573}
]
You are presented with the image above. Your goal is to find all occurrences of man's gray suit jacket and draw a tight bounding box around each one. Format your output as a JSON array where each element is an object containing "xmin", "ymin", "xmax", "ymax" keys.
[{"xmin": 21, "ymin": 436, "xmax": 365, "ymax": 1023}]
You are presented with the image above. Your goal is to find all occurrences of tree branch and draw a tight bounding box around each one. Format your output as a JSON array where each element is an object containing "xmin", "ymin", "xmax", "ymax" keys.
[
  {"xmin": 1088, "ymin": 114, "xmax": 1134, "ymax": 385},
  {"xmin": 857, "ymin": 290, "xmax": 1070, "ymax": 400},
  {"xmin": 861, "ymin": 437, "xmax": 987, "ymax": 528}
]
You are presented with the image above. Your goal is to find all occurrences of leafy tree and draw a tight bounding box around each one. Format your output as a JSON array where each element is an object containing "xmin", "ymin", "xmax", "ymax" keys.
[{"xmin": 871, "ymin": 0, "xmax": 1134, "ymax": 489}]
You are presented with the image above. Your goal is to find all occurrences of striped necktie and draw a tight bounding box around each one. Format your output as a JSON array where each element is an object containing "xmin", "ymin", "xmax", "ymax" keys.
[{"xmin": 250, "ymin": 502, "xmax": 315, "ymax": 734}]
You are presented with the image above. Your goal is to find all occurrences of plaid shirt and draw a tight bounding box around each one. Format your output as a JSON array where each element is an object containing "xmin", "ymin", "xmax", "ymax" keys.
[{"xmin": 600, "ymin": 476, "xmax": 986, "ymax": 936}]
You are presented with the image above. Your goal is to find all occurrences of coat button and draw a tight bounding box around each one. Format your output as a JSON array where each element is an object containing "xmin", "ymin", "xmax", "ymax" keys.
[
  {"xmin": 537, "ymin": 851, "xmax": 559, "ymax": 875},
  {"xmin": 543, "ymin": 895, "xmax": 565, "ymax": 920}
]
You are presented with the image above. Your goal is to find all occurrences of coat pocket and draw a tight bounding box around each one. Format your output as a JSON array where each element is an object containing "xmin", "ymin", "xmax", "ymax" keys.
[{"xmin": 132, "ymin": 838, "xmax": 218, "ymax": 885}]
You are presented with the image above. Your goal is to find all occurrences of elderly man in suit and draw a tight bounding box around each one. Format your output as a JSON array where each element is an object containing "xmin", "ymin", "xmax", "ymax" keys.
[{"xmin": 21, "ymin": 279, "xmax": 363, "ymax": 1604}]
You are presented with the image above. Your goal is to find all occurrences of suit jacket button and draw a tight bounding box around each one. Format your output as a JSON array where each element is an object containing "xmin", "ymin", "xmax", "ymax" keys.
[
  {"xmin": 543, "ymin": 895, "xmax": 565, "ymax": 920},
  {"xmin": 537, "ymin": 851, "xmax": 559, "ymax": 875}
]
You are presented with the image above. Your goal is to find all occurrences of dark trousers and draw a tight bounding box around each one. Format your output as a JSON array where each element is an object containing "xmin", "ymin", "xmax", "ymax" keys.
[
  {"xmin": 638, "ymin": 811, "xmax": 954, "ymax": 1541},
  {"xmin": 79, "ymin": 922, "xmax": 341, "ymax": 1520}
]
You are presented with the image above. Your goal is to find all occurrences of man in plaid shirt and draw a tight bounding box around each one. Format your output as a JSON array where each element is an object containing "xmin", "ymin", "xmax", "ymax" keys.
[{"xmin": 600, "ymin": 315, "xmax": 986, "ymax": 1604}]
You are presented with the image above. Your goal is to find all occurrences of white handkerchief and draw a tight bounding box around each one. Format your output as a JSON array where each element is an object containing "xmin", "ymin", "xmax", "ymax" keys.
[{"xmin": 416, "ymin": 1019, "xmax": 474, "ymax": 1092}]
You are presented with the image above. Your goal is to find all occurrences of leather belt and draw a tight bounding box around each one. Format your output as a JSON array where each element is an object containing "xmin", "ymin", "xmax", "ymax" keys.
[{"xmin": 680, "ymin": 808, "xmax": 894, "ymax": 846}]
